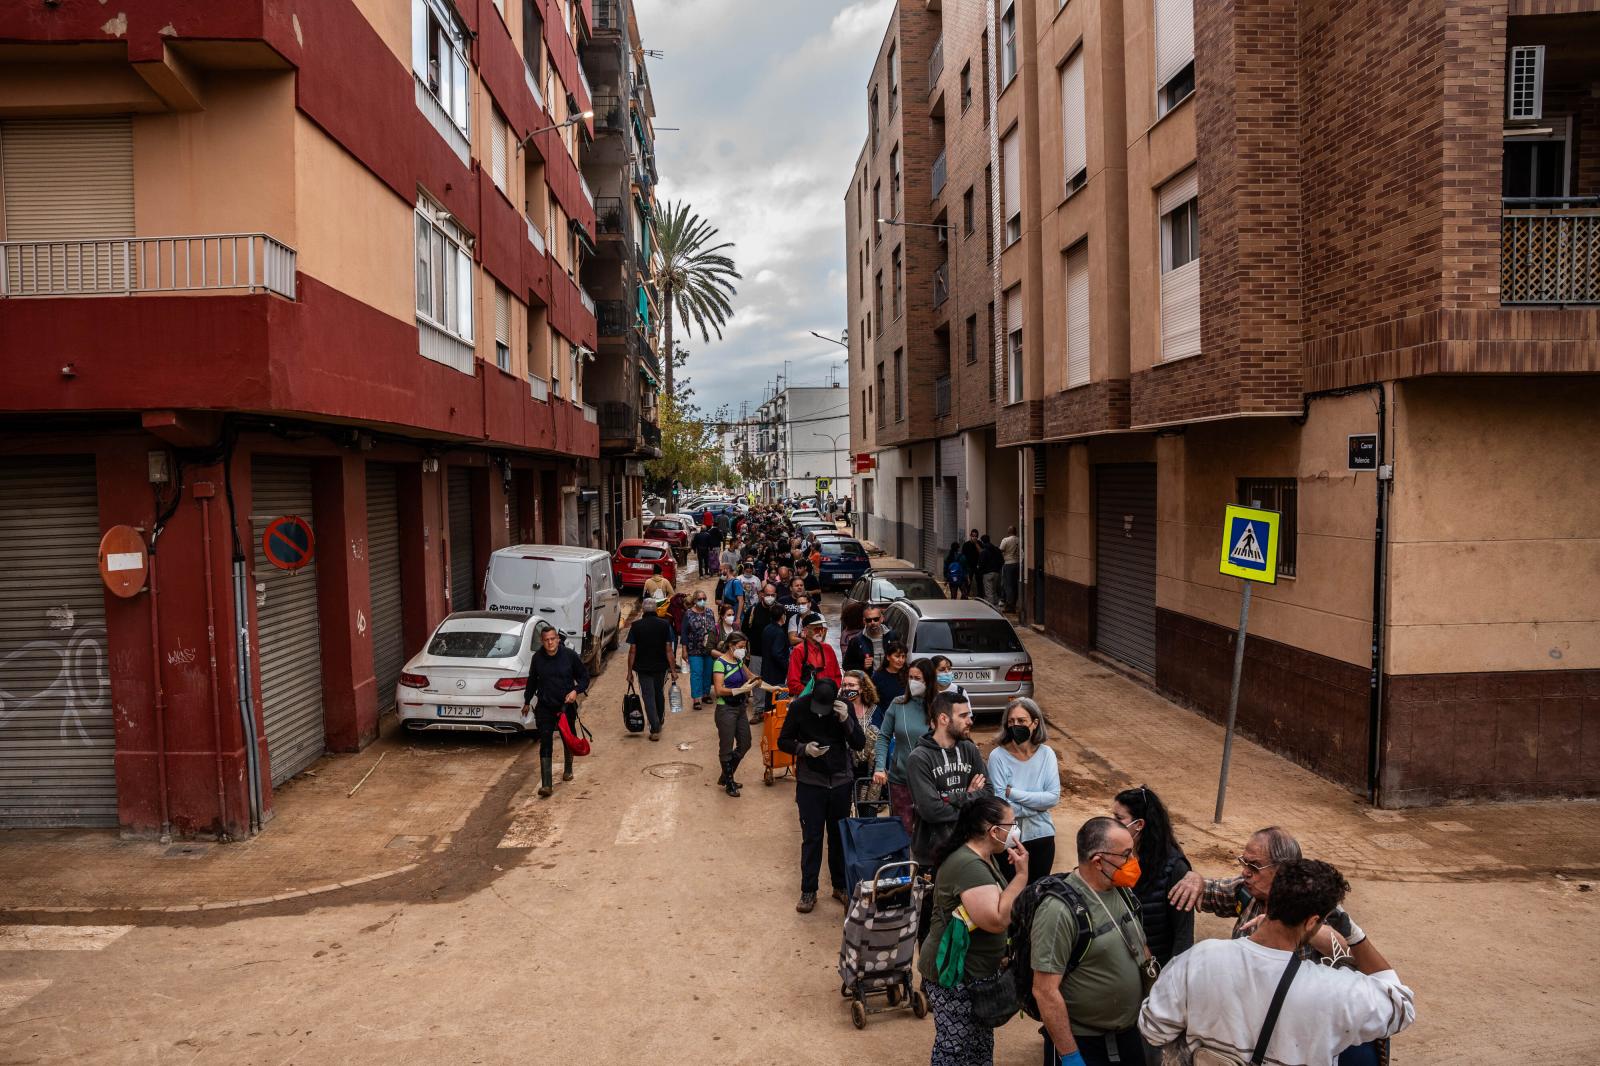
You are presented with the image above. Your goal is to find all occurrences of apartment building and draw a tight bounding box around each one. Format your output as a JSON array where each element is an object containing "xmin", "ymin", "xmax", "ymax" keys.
[
  {"xmin": 846, "ymin": 0, "xmax": 1020, "ymax": 576},
  {"xmin": 580, "ymin": 0, "xmax": 664, "ymax": 547},
  {"xmin": 756, "ymin": 386, "xmax": 853, "ymax": 503},
  {"xmin": 850, "ymin": 0, "xmax": 1600, "ymax": 806},
  {"xmin": 0, "ymin": 0, "xmax": 631, "ymax": 837}
]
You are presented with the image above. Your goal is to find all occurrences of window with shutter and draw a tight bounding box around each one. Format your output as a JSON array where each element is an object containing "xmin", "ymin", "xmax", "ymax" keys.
[
  {"xmin": 1154, "ymin": 0, "xmax": 1195, "ymax": 92},
  {"xmin": 1, "ymin": 117, "xmax": 134, "ymax": 241},
  {"xmin": 1001, "ymin": 128, "xmax": 1021, "ymax": 245},
  {"xmin": 1005, "ymin": 287, "xmax": 1024, "ymax": 404},
  {"xmin": 1507, "ymin": 45, "xmax": 1544, "ymax": 122},
  {"xmin": 494, "ymin": 284, "xmax": 511, "ymax": 371},
  {"xmin": 1060, "ymin": 50, "xmax": 1087, "ymax": 194},
  {"xmin": 1000, "ymin": 4, "xmax": 1018, "ymax": 87},
  {"xmin": 490, "ymin": 108, "xmax": 508, "ymax": 191},
  {"xmin": 1065, "ymin": 244, "xmax": 1090, "ymax": 388},
  {"xmin": 1158, "ymin": 168, "xmax": 1201, "ymax": 361}
]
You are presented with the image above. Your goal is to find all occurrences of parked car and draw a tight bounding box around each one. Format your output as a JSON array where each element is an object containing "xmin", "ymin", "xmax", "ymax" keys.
[
  {"xmin": 396, "ymin": 612, "xmax": 536, "ymax": 735},
  {"xmin": 845, "ymin": 569, "xmax": 948, "ymax": 608},
  {"xmin": 880, "ymin": 598, "xmax": 1032, "ymax": 714},
  {"xmin": 793, "ymin": 519, "xmax": 832, "ymax": 539},
  {"xmin": 788, "ymin": 507, "xmax": 822, "ymax": 523},
  {"xmin": 612, "ymin": 537, "xmax": 677, "ymax": 591},
  {"xmin": 644, "ymin": 515, "xmax": 693, "ymax": 560},
  {"xmin": 815, "ymin": 537, "xmax": 872, "ymax": 589},
  {"xmin": 482, "ymin": 545, "xmax": 622, "ymax": 670}
]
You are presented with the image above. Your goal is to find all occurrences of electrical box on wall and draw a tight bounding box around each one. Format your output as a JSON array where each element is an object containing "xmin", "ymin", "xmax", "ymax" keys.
[{"xmin": 147, "ymin": 451, "xmax": 171, "ymax": 484}]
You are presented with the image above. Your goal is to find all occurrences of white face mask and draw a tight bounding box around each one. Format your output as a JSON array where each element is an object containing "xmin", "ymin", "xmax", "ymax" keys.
[
  {"xmin": 908, "ymin": 680, "xmax": 926, "ymax": 698},
  {"xmin": 723, "ymin": 614, "xmax": 734, "ymax": 625},
  {"xmin": 732, "ymin": 647, "xmax": 747, "ymax": 661},
  {"xmin": 762, "ymin": 595, "xmax": 776, "ymax": 606},
  {"xmin": 994, "ymin": 825, "xmax": 1022, "ymax": 851}
]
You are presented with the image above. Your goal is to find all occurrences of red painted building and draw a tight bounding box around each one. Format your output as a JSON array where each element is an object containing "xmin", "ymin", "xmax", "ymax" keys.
[{"xmin": 0, "ymin": 0, "xmax": 613, "ymax": 837}]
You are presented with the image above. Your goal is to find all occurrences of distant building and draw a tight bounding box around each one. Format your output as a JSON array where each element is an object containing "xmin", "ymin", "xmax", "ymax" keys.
[{"xmin": 755, "ymin": 387, "xmax": 853, "ymax": 503}]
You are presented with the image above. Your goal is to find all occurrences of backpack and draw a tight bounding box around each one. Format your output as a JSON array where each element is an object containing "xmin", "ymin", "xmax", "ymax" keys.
[
  {"xmin": 1005, "ymin": 873, "xmax": 1141, "ymax": 1021},
  {"xmin": 945, "ymin": 558, "xmax": 965, "ymax": 583}
]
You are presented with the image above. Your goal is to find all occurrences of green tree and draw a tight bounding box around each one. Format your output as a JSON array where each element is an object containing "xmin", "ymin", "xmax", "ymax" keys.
[
  {"xmin": 735, "ymin": 452, "xmax": 766, "ymax": 489},
  {"xmin": 645, "ymin": 393, "xmax": 715, "ymax": 495},
  {"xmin": 656, "ymin": 201, "xmax": 741, "ymax": 399}
]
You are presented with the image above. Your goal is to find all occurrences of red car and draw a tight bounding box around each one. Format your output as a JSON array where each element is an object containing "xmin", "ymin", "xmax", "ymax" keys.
[
  {"xmin": 612, "ymin": 538, "xmax": 677, "ymax": 591},
  {"xmin": 643, "ymin": 516, "xmax": 693, "ymax": 559}
]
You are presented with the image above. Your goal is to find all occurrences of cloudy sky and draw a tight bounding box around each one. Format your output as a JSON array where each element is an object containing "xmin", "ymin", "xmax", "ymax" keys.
[{"xmin": 631, "ymin": 0, "xmax": 891, "ymax": 421}]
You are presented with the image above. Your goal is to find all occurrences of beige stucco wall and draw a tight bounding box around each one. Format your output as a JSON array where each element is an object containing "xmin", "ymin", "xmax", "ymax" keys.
[
  {"xmin": 1387, "ymin": 377, "xmax": 1600, "ymax": 674},
  {"xmin": 135, "ymin": 72, "xmax": 296, "ymax": 243},
  {"xmin": 1155, "ymin": 392, "xmax": 1380, "ymax": 667},
  {"xmin": 293, "ymin": 114, "xmax": 413, "ymax": 323}
]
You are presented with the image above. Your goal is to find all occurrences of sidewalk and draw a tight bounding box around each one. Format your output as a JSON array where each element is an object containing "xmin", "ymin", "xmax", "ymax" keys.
[{"xmin": 0, "ymin": 721, "xmax": 526, "ymax": 914}]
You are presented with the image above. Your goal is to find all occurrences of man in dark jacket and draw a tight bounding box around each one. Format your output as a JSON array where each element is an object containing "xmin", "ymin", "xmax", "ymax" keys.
[
  {"xmin": 759, "ymin": 614, "xmax": 791, "ymax": 721},
  {"xmin": 777, "ymin": 677, "xmax": 865, "ymax": 913},
  {"xmin": 978, "ymin": 534, "xmax": 1005, "ymax": 604},
  {"xmin": 905, "ymin": 690, "xmax": 990, "ymax": 866},
  {"xmin": 521, "ymin": 623, "xmax": 590, "ymax": 797},
  {"xmin": 842, "ymin": 606, "xmax": 898, "ymax": 673},
  {"xmin": 691, "ymin": 526, "xmax": 713, "ymax": 577},
  {"xmin": 960, "ymin": 529, "xmax": 982, "ymax": 584}
]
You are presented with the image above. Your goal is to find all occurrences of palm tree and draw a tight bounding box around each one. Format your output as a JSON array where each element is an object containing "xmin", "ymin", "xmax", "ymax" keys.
[{"xmin": 654, "ymin": 200, "xmax": 740, "ymax": 398}]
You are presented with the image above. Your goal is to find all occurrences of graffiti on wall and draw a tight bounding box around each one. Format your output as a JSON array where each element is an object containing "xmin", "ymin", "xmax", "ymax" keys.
[{"xmin": 0, "ymin": 615, "xmax": 110, "ymax": 745}]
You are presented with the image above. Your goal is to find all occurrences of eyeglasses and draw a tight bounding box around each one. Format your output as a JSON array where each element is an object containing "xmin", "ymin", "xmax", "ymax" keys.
[
  {"xmin": 1235, "ymin": 855, "xmax": 1279, "ymax": 874},
  {"xmin": 1098, "ymin": 848, "xmax": 1135, "ymax": 863}
]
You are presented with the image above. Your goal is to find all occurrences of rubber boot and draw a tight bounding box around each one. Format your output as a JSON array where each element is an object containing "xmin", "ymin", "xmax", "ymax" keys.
[
  {"xmin": 726, "ymin": 752, "xmax": 744, "ymax": 794},
  {"xmin": 562, "ymin": 750, "xmax": 574, "ymax": 782},
  {"xmin": 538, "ymin": 755, "xmax": 553, "ymax": 798},
  {"xmin": 717, "ymin": 756, "xmax": 730, "ymax": 787}
]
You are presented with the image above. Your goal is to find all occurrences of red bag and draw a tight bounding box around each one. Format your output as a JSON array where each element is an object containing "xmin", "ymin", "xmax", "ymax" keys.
[{"xmin": 558, "ymin": 710, "xmax": 593, "ymax": 757}]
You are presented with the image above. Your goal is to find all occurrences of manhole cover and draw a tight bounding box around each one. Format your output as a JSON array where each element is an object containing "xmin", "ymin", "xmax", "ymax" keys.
[{"xmin": 644, "ymin": 762, "xmax": 701, "ymax": 779}]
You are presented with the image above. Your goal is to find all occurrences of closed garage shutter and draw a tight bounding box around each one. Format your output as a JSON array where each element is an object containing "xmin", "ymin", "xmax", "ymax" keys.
[
  {"xmin": 251, "ymin": 457, "xmax": 325, "ymax": 786},
  {"xmin": 919, "ymin": 476, "xmax": 937, "ymax": 573},
  {"xmin": 449, "ymin": 471, "xmax": 476, "ymax": 611},
  {"xmin": 1094, "ymin": 464, "xmax": 1158, "ymax": 674},
  {"xmin": 0, "ymin": 458, "xmax": 116, "ymax": 828},
  {"xmin": 365, "ymin": 464, "xmax": 405, "ymax": 715}
]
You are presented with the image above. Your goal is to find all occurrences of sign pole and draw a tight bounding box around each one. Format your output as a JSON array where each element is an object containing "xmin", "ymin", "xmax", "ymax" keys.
[{"xmin": 1214, "ymin": 578, "xmax": 1253, "ymax": 823}]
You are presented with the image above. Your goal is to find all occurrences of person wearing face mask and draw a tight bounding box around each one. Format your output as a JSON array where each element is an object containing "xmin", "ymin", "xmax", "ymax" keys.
[
  {"xmin": 678, "ymin": 591, "xmax": 718, "ymax": 711},
  {"xmin": 905, "ymin": 692, "xmax": 991, "ymax": 873},
  {"xmin": 1029, "ymin": 818, "xmax": 1154, "ymax": 1066},
  {"xmin": 711, "ymin": 633, "xmax": 772, "ymax": 797},
  {"xmin": 776, "ymin": 677, "xmax": 865, "ymax": 913},
  {"xmin": 842, "ymin": 607, "xmax": 899, "ymax": 673},
  {"xmin": 918, "ymin": 794, "xmax": 1029, "ymax": 1066},
  {"xmin": 786, "ymin": 612, "xmax": 842, "ymax": 695},
  {"xmin": 871, "ymin": 658, "xmax": 935, "ymax": 835},
  {"xmin": 1110, "ymin": 785, "xmax": 1194, "ymax": 966},
  {"xmin": 838, "ymin": 669, "xmax": 879, "ymax": 780},
  {"xmin": 868, "ymin": 642, "xmax": 909, "ymax": 729},
  {"xmin": 1139, "ymin": 860, "xmax": 1414, "ymax": 1066},
  {"xmin": 987, "ymin": 697, "xmax": 1060, "ymax": 885},
  {"xmin": 931, "ymin": 655, "xmax": 969, "ymax": 703}
]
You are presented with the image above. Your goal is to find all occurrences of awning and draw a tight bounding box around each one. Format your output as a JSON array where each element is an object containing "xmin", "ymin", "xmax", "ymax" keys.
[
  {"xmin": 568, "ymin": 217, "xmax": 597, "ymax": 256},
  {"xmin": 637, "ymin": 360, "xmax": 659, "ymax": 387}
]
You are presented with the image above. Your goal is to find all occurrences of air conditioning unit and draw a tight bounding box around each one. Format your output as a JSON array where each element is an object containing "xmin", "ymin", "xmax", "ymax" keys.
[
  {"xmin": 936, "ymin": 226, "xmax": 948, "ymax": 246},
  {"xmin": 1507, "ymin": 45, "xmax": 1545, "ymax": 122}
]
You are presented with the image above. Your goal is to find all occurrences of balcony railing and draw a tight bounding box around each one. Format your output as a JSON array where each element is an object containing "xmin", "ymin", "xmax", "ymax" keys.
[
  {"xmin": 935, "ymin": 374, "xmax": 951, "ymax": 417},
  {"xmin": 931, "ymin": 149, "xmax": 947, "ymax": 201},
  {"xmin": 598, "ymin": 401, "xmax": 636, "ymax": 437},
  {"xmin": 529, "ymin": 374, "xmax": 550, "ymax": 402},
  {"xmin": 1501, "ymin": 197, "xmax": 1600, "ymax": 305},
  {"xmin": 526, "ymin": 215, "xmax": 547, "ymax": 255},
  {"xmin": 414, "ymin": 76, "xmax": 469, "ymax": 166},
  {"xmin": 928, "ymin": 37, "xmax": 945, "ymax": 95},
  {"xmin": 579, "ymin": 286, "xmax": 597, "ymax": 315},
  {"xmin": 595, "ymin": 196, "xmax": 627, "ymax": 237},
  {"xmin": 933, "ymin": 261, "xmax": 949, "ymax": 307},
  {"xmin": 593, "ymin": 93, "xmax": 626, "ymax": 133},
  {"xmin": 524, "ymin": 63, "xmax": 546, "ymax": 114},
  {"xmin": 582, "ymin": 402, "xmax": 598, "ymax": 424},
  {"xmin": 640, "ymin": 418, "xmax": 661, "ymax": 449},
  {"xmin": 579, "ymin": 173, "xmax": 596, "ymax": 208},
  {"xmin": 578, "ymin": 60, "xmax": 593, "ymax": 105},
  {"xmin": 1, "ymin": 233, "xmax": 296, "ymax": 299},
  {"xmin": 593, "ymin": 0, "xmax": 621, "ymax": 30},
  {"xmin": 597, "ymin": 299, "xmax": 629, "ymax": 336}
]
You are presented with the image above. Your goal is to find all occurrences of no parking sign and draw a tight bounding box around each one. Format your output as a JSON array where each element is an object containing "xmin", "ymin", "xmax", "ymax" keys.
[{"xmin": 261, "ymin": 515, "xmax": 316, "ymax": 571}]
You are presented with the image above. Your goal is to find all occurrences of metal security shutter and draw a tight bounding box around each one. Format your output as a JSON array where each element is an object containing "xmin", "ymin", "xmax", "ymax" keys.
[
  {"xmin": 1060, "ymin": 49, "xmax": 1086, "ymax": 185},
  {"xmin": 919, "ymin": 476, "xmax": 937, "ymax": 573},
  {"xmin": 365, "ymin": 464, "xmax": 405, "ymax": 715},
  {"xmin": 1, "ymin": 117, "xmax": 134, "ymax": 238},
  {"xmin": 251, "ymin": 457, "xmax": 325, "ymax": 786},
  {"xmin": 505, "ymin": 475, "xmax": 521, "ymax": 543},
  {"xmin": 896, "ymin": 477, "xmax": 914, "ymax": 559},
  {"xmin": 0, "ymin": 458, "xmax": 116, "ymax": 828},
  {"xmin": 449, "ymin": 471, "xmax": 476, "ymax": 610},
  {"xmin": 1159, "ymin": 168, "xmax": 1201, "ymax": 362},
  {"xmin": 1094, "ymin": 464, "xmax": 1158, "ymax": 674},
  {"xmin": 1066, "ymin": 243, "xmax": 1091, "ymax": 387}
]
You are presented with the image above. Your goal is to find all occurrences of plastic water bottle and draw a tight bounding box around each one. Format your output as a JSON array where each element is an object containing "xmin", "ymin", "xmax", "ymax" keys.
[{"xmin": 668, "ymin": 684, "xmax": 684, "ymax": 715}]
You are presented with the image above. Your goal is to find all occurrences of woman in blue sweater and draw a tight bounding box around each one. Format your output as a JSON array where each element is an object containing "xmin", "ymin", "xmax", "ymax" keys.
[
  {"xmin": 985, "ymin": 696, "xmax": 1059, "ymax": 884},
  {"xmin": 870, "ymin": 657, "xmax": 936, "ymax": 835}
]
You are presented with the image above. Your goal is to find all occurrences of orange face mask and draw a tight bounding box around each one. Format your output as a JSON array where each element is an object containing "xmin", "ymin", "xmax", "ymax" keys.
[{"xmin": 1106, "ymin": 854, "xmax": 1141, "ymax": 889}]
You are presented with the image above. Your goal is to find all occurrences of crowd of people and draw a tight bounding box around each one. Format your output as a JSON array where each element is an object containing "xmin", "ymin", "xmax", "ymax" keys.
[{"xmin": 606, "ymin": 500, "xmax": 1415, "ymax": 1066}]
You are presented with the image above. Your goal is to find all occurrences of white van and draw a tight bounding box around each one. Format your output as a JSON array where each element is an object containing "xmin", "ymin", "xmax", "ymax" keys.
[{"xmin": 482, "ymin": 545, "xmax": 622, "ymax": 670}]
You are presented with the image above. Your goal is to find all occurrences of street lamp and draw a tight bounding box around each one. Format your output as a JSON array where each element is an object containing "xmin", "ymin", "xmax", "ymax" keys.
[
  {"xmin": 878, "ymin": 217, "xmax": 948, "ymax": 237},
  {"xmin": 517, "ymin": 111, "xmax": 594, "ymax": 151},
  {"xmin": 811, "ymin": 430, "xmax": 848, "ymax": 493},
  {"xmin": 809, "ymin": 330, "xmax": 849, "ymax": 349}
]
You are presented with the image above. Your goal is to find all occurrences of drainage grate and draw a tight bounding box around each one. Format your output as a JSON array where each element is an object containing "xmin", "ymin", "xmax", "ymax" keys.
[{"xmin": 644, "ymin": 762, "xmax": 701, "ymax": 780}]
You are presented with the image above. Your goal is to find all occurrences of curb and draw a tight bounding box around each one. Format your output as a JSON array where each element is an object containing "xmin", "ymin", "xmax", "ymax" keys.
[{"xmin": 0, "ymin": 862, "xmax": 424, "ymax": 917}]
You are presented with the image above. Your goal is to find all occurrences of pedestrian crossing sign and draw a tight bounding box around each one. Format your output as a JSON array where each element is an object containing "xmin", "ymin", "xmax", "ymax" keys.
[{"xmin": 1219, "ymin": 504, "xmax": 1280, "ymax": 584}]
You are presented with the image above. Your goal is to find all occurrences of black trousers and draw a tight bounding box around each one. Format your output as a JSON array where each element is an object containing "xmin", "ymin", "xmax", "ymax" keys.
[
  {"xmin": 1044, "ymin": 1026, "xmax": 1148, "ymax": 1066},
  {"xmin": 636, "ymin": 671, "xmax": 666, "ymax": 733},
  {"xmin": 715, "ymin": 701, "xmax": 751, "ymax": 779},
  {"xmin": 535, "ymin": 701, "xmax": 575, "ymax": 786},
  {"xmin": 795, "ymin": 780, "xmax": 852, "ymax": 894}
]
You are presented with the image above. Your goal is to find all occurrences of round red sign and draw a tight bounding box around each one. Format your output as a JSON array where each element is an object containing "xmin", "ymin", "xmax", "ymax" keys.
[{"xmin": 261, "ymin": 515, "xmax": 316, "ymax": 571}]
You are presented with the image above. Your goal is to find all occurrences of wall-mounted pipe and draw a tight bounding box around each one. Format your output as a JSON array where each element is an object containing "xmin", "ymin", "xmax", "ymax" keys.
[
  {"xmin": 145, "ymin": 536, "xmax": 171, "ymax": 839},
  {"xmin": 194, "ymin": 483, "xmax": 230, "ymax": 839}
]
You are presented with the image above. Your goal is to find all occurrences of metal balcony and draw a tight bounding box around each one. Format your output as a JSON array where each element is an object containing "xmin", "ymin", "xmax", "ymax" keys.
[
  {"xmin": 597, "ymin": 299, "xmax": 629, "ymax": 336},
  {"xmin": 1501, "ymin": 197, "xmax": 1600, "ymax": 305},
  {"xmin": 928, "ymin": 37, "xmax": 944, "ymax": 95},
  {"xmin": 640, "ymin": 418, "xmax": 661, "ymax": 449},
  {"xmin": 592, "ymin": 93, "xmax": 627, "ymax": 133},
  {"xmin": 579, "ymin": 173, "xmax": 596, "ymax": 208},
  {"xmin": 935, "ymin": 374, "xmax": 951, "ymax": 417},
  {"xmin": 599, "ymin": 401, "xmax": 636, "ymax": 437},
  {"xmin": 1, "ymin": 233, "xmax": 296, "ymax": 299},
  {"xmin": 592, "ymin": 0, "xmax": 622, "ymax": 31},
  {"xmin": 931, "ymin": 149, "xmax": 947, "ymax": 201},
  {"xmin": 579, "ymin": 286, "xmax": 597, "ymax": 315},
  {"xmin": 595, "ymin": 197, "xmax": 627, "ymax": 237},
  {"xmin": 933, "ymin": 261, "xmax": 949, "ymax": 307}
]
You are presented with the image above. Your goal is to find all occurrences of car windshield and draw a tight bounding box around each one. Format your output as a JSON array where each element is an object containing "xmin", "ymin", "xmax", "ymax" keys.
[
  {"xmin": 877, "ymin": 576, "xmax": 945, "ymax": 600},
  {"xmin": 820, "ymin": 541, "xmax": 866, "ymax": 558},
  {"xmin": 913, "ymin": 619, "xmax": 1024, "ymax": 654},
  {"xmin": 428, "ymin": 628, "xmax": 522, "ymax": 658},
  {"xmin": 620, "ymin": 545, "xmax": 666, "ymax": 560}
]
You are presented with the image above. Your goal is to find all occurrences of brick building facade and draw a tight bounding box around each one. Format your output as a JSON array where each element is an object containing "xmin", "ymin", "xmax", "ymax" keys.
[{"xmin": 848, "ymin": 0, "xmax": 1600, "ymax": 805}]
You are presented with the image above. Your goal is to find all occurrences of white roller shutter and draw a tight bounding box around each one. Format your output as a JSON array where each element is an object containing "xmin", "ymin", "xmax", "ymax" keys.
[
  {"xmin": 1066, "ymin": 243, "xmax": 1091, "ymax": 387},
  {"xmin": 1060, "ymin": 51, "xmax": 1086, "ymax": 187},
  {"xmin": 1, "ymin": 117, "xmax": 134, "ymax": 239},
  {"xmin": 0, "ymin": 458, "xmax": 117, "ymax": 828},
  {"xmin": 1154, "ymin": 0, "xmax": 1195, "ymax": 90},
  {"xmin": 252, "ymin": 457, "xmax": 326, "ymax": 786},
  {"xmin": 1001, "ymin": 129, "xmax": 1021, "ymax": 231},
  {"xmin": 1159, "ymin": 168, "xmax": 1201, "ymax": 361},
  {"xmin": 448, "ymin": 471, "xmax": 476, "ymax": 610},
  {"xmin": 366, "ymin": 465, "xmax": 405, "ymax": 715},
  {"xmin": 490, "ymin": 107, "xmax": 509, "ymax": 191},
  {"xmin": 919, "ymin": 477, "xmax": 937, "ymax": 573}
]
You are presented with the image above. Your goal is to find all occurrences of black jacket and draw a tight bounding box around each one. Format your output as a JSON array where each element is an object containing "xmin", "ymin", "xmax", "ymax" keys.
[
  {"xmin": 1134, "ymin": 845, "xmax": 1195, "ymax": 965},
  {"xmin": 760, "ymin": 621, "xmax": 791, "ymax": 686},
  {"xmin": 522, "ymin": 643, "xmax": 590, "ymax": 713},
  {"xmin": 905, "ymin": 732, "xmax": 990, "ymax": 864},
  {"xmin": 842, "ymin": 627, "xmax": 900, "ymax": 673},
  {"xmin": 778, "ymin": 692, "xmax": 865, "ymax": 788}
]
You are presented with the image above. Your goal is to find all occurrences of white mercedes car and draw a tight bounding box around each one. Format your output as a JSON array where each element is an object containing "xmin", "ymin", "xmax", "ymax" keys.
[{"xmin": 397, "ymin": 612, "xmax": 537, "ymax": 735}]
